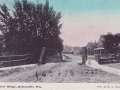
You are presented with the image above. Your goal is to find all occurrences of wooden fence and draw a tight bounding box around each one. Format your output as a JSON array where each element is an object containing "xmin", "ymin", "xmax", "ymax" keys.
[
  {"xmin": 95, "ymin": 55, "xmax": 120, "ymax": 64},
  {"xmin": 0, "ymin": 54, "xmax": 36, "ymax": 68},
  {"xmin": 0, "ymin": 47, "xmax": 63, "ymax": 68}
]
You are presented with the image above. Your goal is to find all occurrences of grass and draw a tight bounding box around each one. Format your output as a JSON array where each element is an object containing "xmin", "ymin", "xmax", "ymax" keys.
[
  {"xmin": 0, "ymin": 65, "xmax": 37, "ymax": 78},
  {"xmin": 104, "ymin": 63, "xmax": 120, "ymax": 69},
  {"xmin": 75, "ymin": 64, "xmax": 120, "ymax": 83}
]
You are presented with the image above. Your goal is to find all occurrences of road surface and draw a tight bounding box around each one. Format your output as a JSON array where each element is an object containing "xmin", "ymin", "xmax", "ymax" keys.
[{"xmin": 0, "ymin": 54, "xmax": 120, "ymax": 83}]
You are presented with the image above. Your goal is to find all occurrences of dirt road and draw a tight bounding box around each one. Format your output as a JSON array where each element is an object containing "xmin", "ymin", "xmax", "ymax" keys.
[{"xmin": 1, "ymin": 54, "xmax": 120, "ymax": 83}]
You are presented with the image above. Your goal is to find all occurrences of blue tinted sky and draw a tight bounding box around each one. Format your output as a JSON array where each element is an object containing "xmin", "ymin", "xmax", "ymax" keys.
[{"xmin": 1, "ymin": 0, "xmax": 120, "ymax": 46}]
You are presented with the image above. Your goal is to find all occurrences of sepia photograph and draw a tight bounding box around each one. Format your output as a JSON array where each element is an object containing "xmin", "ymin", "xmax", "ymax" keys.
[{"xmin": 0, "ymin": 0, "xmax": 120, "ymax": 88}]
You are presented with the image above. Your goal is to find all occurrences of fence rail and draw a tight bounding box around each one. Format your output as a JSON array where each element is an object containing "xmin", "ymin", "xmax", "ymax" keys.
[
  {"xmin": 0, "ymin": 47, "xmax": 63, "ymax": 68},
  {"xmin": 95, "ymin": 55, "xmax": 120, "ymax": 64},
  {"xmin": 0, "ymin": 54, "xmax": 36, "ymax": 68}
]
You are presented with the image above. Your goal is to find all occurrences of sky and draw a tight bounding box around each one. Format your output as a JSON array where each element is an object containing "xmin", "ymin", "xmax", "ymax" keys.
[{"xmin": 1, "ymin": 0, "xmax": 120, "ymax": 47}]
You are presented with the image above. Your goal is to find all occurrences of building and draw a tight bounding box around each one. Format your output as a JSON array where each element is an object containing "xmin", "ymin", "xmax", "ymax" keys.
[
  {"xmin": 86, "ymin": 41, "xmax": 98, "ymax": 55},
  {"xmin": 94, "ymin": 35, "xmax": 105, "ymax": 56},
  {"xmin": 97, "ymin": 35, "xmax": 105, "ymax": 47},
  {"xmin": 63, "ymin": 45, "xmax": 73, "ymax": 53},
  {"xmin": 94, "ymin": 33, "xmax": 120, "ymax": 56},
  {"xmin": 73, "ymin": 46, "xmax": 82, "ymax": 55}
]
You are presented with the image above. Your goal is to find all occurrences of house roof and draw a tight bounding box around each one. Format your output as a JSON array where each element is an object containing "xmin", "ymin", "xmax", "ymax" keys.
[
  {"xmin": 73, "ymin": 46, "xmax": 82, "ymax": 51},
  {"xmin": 97, "ymin": 35, "xmax": 105, "ymax": 47},
  {"xmin": 86, "ymin": 42, "xmax": 98, "ymax": 49},
  {"xmin": 94, "ymin": 47, "xmax": 104, "ymax": 50}
]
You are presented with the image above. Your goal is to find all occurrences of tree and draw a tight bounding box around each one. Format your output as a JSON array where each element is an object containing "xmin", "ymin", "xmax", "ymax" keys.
[
  {"xmin": 102, "ymin": 32, "xmax": 120, "ymax": 54},
  {"xmin": 0, "ymin": 0, "xmax": 63, "ymax": 55}
]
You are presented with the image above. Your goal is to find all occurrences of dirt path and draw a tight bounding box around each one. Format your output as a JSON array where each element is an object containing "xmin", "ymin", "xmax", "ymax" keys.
[
  {"xmin": 0, "ymin": 54, "xmax": 82, "ymax": 82},
  {"xmin": 1, "ymin": 54, "xmax": 120, "ymax": 83}
]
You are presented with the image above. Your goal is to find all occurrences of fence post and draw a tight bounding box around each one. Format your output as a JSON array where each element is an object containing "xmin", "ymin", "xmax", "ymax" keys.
[
  {"xmin": 9, "ymin": 57, "xmax": 10, "ymax": 67},
  {"xmin": 82, "ymin": 47, "xmax": 87, "ymax": 64},
  {"xmin": 25, "ymin": 54, "xmax": 28, "ymax": 64},
  {"xmin": 39, "ymin": 47, "xmax": 46, "ymax": 65},
  {"xmin": 59, "ymin": 51, "xmax": 63, "ymax": 60}
]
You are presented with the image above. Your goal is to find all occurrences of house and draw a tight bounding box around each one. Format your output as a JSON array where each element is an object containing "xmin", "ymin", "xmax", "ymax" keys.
[
  {"xmin": 63, "ymin": 45, "xmax": 73, "ymax": 53},
  {"xmin": 97, "ymin": 35, "xmax": 105, "ymax": 47},
  {"xmin": 63, "ymin": 45, "xmax": 83, "ymax": 55},
  {"xmin": 73, "ymin": 46, "xmax": 82, "ymax": 55},
  {"xmin": 86, "ymin": 41, "xmax": 98, "ymax": 55},
  {"xmin": 94, "ymin": 33, "xmax": 120, "ymax": 56},
  {"xmin": 94, "ymin": 35, "xmax": 105, "ymax": 55}
]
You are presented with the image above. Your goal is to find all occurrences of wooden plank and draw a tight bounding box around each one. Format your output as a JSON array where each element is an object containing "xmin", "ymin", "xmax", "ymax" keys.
[
  {"xmin": 39, "ymin": 47, "xmax": 46, "ymax": 64},
  {"xmin": 0, "ymin": 55, "xmax": 25, "ymax": 58},
  {"xmin": 45, "ymin": 48, "xmax": 61, "ymax": 52},
  {"xmin": 9, "ymin": 57, "xmax": 10, "ymax": 67},
  {"xmin": 0, "ymin": 58, "xmax": 27, "ymax": 63},
  {"xmin": 0, "ymin": 54, "xmax": 33, "ymax": 58}
]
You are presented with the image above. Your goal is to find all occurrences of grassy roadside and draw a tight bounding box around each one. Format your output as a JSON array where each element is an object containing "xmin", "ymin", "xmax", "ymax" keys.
[
  {"xmin": 74, "ymin": 64, "xmax": 120, "ymax": 83},
  {"xmin": 0, "ymin": 54, "xmax": 120, "ymax": 83},
  {"xmin": 104, "ymin": 63, "xmax": 120, "ymax": 69},
  {"xmin": 0, "ymin": 65, "xmax": 37, "ymax": 78}
]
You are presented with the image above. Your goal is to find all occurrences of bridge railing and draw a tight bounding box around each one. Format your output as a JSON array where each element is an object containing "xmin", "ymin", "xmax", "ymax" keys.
[{"xmin": 0, "ymin": 54, "xmax": 35, "ymax": 68}]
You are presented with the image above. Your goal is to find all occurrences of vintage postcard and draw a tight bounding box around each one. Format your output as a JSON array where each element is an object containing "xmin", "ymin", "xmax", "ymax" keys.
[{"xmin": 0, "ymin": 0, "xmax": 120, "ymax": 90}]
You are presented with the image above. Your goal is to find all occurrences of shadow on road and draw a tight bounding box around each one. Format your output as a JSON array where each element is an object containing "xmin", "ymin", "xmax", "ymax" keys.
[
  {"xmin": 78, "ymin": 63, "xmax": 83, "ymax": 65},
  {"xmin": 46, "ymin": 59, "xmax": 71, "ymax": 63}
]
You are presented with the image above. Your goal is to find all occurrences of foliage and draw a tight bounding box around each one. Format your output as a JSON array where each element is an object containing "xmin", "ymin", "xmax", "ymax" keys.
[
  {"xmin": 102, "ymin": 32, "xmax": 120, "ymax": 54},
  {"xmin": 0, "ymin": 0, "xmax": 63, "ymax": 55}
]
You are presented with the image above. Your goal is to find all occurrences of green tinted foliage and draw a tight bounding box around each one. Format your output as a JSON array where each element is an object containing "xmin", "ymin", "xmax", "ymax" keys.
[
  {"xmin": 102, "ymin": 33, "xmax": 120, "ymax": 54},
  {"xmin": 0, "ymin": 0, "xmax": 63, "ymax": 55}
]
